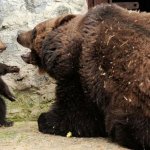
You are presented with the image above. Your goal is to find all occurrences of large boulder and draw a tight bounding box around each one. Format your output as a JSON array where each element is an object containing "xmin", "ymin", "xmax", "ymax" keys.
[{"xmin": 0, "ymin": 0, "xmax": 87, "ymax": 121}]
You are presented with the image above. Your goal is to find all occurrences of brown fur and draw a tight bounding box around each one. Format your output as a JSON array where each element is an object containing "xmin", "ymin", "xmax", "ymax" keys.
[{"xmin": 17, "ymin": 4, "xmax": 150, "ymax": 150}]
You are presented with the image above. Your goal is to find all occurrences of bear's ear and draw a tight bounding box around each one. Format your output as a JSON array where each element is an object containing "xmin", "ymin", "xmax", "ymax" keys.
[{"xmin": 55, "ymin": 14, "xmax": 76, "ymax": 28}]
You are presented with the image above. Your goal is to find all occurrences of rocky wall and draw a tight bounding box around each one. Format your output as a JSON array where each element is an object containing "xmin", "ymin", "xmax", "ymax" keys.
[{"xmin": 0, "ymin": 0, "xmax": 87, "ymax": 121}]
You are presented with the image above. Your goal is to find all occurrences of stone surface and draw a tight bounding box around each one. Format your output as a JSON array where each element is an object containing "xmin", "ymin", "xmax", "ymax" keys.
[
  {"xmin": 0, "ymin": 0, "xmax": 88, "ymax": 121},
  {"xmin": 0, "ymin": 121, "xmax": 128, "ymax": 150}
]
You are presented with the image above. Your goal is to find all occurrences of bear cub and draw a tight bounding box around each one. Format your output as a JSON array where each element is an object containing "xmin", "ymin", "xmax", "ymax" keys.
[{"xmin": 0, "ymin": 40, "xmax": 19, "ymax": 127}]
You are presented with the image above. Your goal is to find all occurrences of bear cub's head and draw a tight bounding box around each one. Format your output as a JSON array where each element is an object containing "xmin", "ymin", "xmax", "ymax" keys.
[{"xmin": 17, "ymin": 14, "xmax": 76, "ymax": 73}]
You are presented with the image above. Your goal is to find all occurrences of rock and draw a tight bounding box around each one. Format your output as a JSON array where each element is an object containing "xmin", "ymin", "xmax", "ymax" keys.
[{"xmin": 0, "ymin": 0, "xmax": 87, "ymax": 121}]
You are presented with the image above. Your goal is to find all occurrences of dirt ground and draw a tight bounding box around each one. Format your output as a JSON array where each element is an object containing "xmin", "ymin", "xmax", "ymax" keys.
[{"xmin": 0, "ymin": 122, "xmax": 128, "ymax": 150}]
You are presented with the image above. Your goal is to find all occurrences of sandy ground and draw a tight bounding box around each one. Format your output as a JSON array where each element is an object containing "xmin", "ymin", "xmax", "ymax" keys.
[{"xmin": 0, "ymin": 122, "xmax": 128, "ymax": 150}]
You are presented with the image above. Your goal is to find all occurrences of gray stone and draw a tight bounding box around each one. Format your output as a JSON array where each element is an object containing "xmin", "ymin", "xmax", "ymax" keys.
[{"xmin": 0, "ymin": 0, "xmax": 87, "ymax": 121}]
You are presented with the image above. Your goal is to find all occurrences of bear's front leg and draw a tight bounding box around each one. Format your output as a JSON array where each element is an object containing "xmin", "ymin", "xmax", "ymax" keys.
[
  {"xmin": 38, "ymin": 77, "xmax": 106, "ymax": 137},
  {"xmin": 38, "ymin": 105, "xmax": 106, "ymax": 137},
  {"xmin": 0, "ymin": 97, "xmax": 13, "ymax": 127},
  {"xmin": 0, "ymin": 63, "xmax": 20, "ymax": 76}
]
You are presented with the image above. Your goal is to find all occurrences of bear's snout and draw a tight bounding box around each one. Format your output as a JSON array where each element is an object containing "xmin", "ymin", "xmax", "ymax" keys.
[
  {"xmin": 17, "ymin": 30, "xmax": 32, "ymax": 49},
  {"xmin": 21, "ymin": 52, "xmax": 31, "ymax": 64},
  {"xmin": 17, "ymin": 30, "xmax": 26, "ymax": 44},
  {"xmin": 0, "ymin": 40, "xmax": 7, "ymax": 52}
]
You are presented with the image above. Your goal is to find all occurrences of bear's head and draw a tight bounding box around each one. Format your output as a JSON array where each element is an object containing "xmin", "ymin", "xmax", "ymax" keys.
[
  {"xmin": 17, "ymin": 14, "xmax": 78, "ymax": 78},
  {"xmin": 0, "ymin": 40, "xmax": 7, "ymax": 53}
]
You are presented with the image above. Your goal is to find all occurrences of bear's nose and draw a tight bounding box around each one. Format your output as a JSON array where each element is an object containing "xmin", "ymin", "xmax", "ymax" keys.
[
  {"xmin": 17, "ymin": 30, "xmax": 25, "ymax": 36},
  {"xmin": 17, "ymin": 30, "xmax": 25, "ymax": 44}
]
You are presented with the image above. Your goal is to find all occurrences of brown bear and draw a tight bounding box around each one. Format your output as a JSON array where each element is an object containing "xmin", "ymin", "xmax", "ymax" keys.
[
  {"xmin": 0, "ymin": 40, "xmax": 20, "ymax": 127},
  {"xmin": 17, "ymin": 4, "xmax": 150, "ymax": 150}
]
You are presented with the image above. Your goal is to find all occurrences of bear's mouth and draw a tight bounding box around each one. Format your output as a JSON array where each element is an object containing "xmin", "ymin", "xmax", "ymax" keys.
[
  {"xmin": 21, "ymin": 51, "xmax": 42, "ymax": 68},
  {"xmin": 0, "ymin": 48, "xmax": 5, "ymax": 53},
  {"xmin": 21, "ymin": 52, "xmax": 32, "ymax": 64},
  {"xmin": 21, "ymin": 52, "xmax": 39, "ymax": 65}
]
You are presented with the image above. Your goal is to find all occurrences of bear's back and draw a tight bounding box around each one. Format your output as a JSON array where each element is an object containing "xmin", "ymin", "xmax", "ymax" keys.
[{"xmin": 79, "ymin": 4, "xmax": 150, "ymax": 114}]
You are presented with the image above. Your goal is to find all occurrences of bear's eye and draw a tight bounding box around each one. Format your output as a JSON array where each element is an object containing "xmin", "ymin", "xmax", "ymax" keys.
[{"xmin": 32, "ymin": 28, "xmax": 37, "ymax": 41}]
